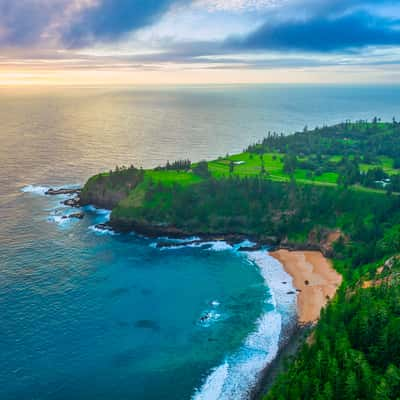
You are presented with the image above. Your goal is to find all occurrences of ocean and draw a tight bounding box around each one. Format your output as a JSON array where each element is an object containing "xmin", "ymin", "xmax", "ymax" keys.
[{"xmin": 1, "ymin": 84, "xmax": 400, "ymax": 399}]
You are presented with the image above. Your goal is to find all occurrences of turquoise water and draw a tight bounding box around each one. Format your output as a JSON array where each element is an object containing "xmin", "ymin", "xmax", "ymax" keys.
[
  {"xmin": 1, "ymin": 85, "xmax": 400, "ymax": 399},
  {"xmin": 2, "ymin": 189, "xmax": 272, "ymax": 400}
]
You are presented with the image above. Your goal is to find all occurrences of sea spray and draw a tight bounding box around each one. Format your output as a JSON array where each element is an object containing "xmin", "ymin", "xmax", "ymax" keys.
[
  {"xmin": 22, "ymin": 184, "xmax": 83, "ymax": 228},
  {"xmin": 21, "ymin": 185, "xmax": 51, "ymax": 196}
]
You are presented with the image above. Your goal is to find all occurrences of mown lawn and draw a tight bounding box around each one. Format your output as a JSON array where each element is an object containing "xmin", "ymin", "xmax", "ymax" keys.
[
  {"xmin": 125, "ymin": 150, "xmax": 396, "ymax": 196},
  {"xmin": 208, "ymin": 151, "xmax": 339, "ymax": 186},
  {"xmin": 145, "ymin": 170, "xmax": 202, "ymax": 186},
  {"xmin": 359, "ymin": 156, "xmax": 399, "ymax": 175}
]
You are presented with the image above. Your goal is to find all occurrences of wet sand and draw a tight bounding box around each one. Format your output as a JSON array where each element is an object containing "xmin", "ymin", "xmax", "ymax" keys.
[{"xmin": 270, "ymin": 250, "xmax": 342, "ymax": 324}]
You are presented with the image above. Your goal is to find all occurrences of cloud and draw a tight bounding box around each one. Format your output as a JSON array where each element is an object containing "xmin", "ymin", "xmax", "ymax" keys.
[
  {"xmin": 1, "ymin": 0, "xmax": 400, "ymax": 81},
  {"xmin": 195, "ymin": 0, "xmax": 279, "ymax": 12},
  {"xmin": 62, "ymin": 0, "xmax": 182, "ymax": 47},
  {"xmin": 0, "ymin": 0, "xmax": 182, "ymax": 48},
  {"xmin": 228, "ymin": 12, "xmax": 400, "ymax": 52},
  {"xmin": 0, "ymin": 0, "xmax": 66, "ymax": 46}
]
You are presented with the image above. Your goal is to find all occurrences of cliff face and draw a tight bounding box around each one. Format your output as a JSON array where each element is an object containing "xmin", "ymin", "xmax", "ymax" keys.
[
  {"xmin": 80, "ymin": 169, "xmax": 144, "ymax": 210},
  {"xmin": 80, "ymin": 185, "xmax": 127, "ymax": 210},
  {"xmin": 279, "ymin": 228, "xmax": 345, "ymax": 257}
]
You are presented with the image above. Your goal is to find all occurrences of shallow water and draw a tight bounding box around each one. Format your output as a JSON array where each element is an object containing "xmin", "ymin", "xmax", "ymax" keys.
[{"xmin": 1, "ymin": 84, "xmax": 399, "ymax": 399}]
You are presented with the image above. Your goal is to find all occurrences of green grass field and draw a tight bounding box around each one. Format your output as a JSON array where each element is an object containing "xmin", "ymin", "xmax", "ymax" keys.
[
  {"xmin": 208, "ymin": 151, "xmax": 340, "ymax": 186},
  {"xmin": 141, "ymin": 149, "xmax": 400, "ymax": 193},
  {"xmin": 146, "ymin": 170, "xmax": 202, "ymax": 186}
]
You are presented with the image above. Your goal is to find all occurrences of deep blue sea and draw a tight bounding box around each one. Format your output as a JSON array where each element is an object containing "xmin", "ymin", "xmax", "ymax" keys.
[{"xmin": 1, "ymin": 84, "xmax": 400, "ymax": 400}]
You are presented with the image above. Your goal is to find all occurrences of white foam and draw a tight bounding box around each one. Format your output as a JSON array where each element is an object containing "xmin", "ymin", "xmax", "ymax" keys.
[
  {"xmin": 152, "ymin": 239, "xmax": 296, "ymax": 399},
  {"xmin": 198, "ymin": 310, "xmax": 223, "ymax": 328},
  {"xmin": 205, "ymin": 241, "xmax": 233, "ymax": 252},
  {"xmin": 192, "ymin": 250, "xmax": 297, "ymax": 400},
  {"xmin": 194, "ymin": 310, "xmax": 283, "ymax": 400},
  {"xmin": 234, "ymin": 240, "xmax": 257, "ymax": 249},
  {"xmin": 47, "ymin": 214, "xmax": 77, "ymax": 227},
  {"xmin": 88, "ymin": 225, "xmax": 118, "ymax": 236},
  {"xmin": 246, "ymin": 251, "xmax": 297, "ymax": 324},
  {"xmin": 21, "ymin": 185, "xmax": 50, "ymax": 196},
  {"xmin": 83, "ymin": 206, "xmax": 111, "ymax": 228},
  {"xmin": 155, "ymin": 240, "xmax": 232, "ymax": 252},
  {"xmin": 157, "ymin": 236, "xmax": 201, "ymax": 243},
  {"xmin": 21, "ymin": 183, "xmax": 81, "ymax": 197},
  {"xmin": 83, "ymin": 205, "xmax": 111, "ymax": 217},
  {"xmin": 193, "ymin": 363, "xmax": 229, "ymax": 400},
  {"xmin": 156, "ymin": 243, "xmax": 189, "ymax": 251},
  {"xmin": 48, "ymin": 215, "xmax": 69, "ymax": 225}
]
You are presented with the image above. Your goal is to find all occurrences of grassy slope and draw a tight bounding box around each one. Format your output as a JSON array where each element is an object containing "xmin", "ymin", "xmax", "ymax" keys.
[
  {"xmin": 141, "ymin": 150, "xmax": 399, "ymax": 192},
  {"xmin": 88, "ymin": 120, "xmax": 400, "ymax": 194}
]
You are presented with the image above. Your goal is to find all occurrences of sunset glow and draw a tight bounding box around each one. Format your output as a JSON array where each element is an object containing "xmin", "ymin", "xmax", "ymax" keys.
[{"xmin": 1, "ymin": 0, "xmax": 400, "ymax": 85}]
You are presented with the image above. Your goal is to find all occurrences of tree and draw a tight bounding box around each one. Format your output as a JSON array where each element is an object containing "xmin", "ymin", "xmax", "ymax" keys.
[
  {"xmin": 283, "ymin": 154, "xmax": 297, "ymax": 175},
  {"xmin": 193, "ymin": 161, "xmax": 211, "ymax": 178}
]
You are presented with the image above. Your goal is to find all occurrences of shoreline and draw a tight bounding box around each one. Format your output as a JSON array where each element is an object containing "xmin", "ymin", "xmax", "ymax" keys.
[
  {"xmin": 39, "ymin": 189, "xmax": 341, "ymax": 399},
  {"xmin": 270, "ymin": 250, "xmax": 342, "ymax": 324},
  {"xmin": 250, "ymin": 249, "xmax": 342, "ymax": 400},
  {"xmin": 251, "ymin": 323, "xmax": 311, "ymax": 400}
]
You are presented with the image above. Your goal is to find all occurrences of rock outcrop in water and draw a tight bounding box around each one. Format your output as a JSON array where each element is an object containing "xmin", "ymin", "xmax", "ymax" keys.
[
  {"xmin": 62, "ymin": 197, "xmax": 81, "ymax": 208},
  {"xmin": 46, "ymin": 188, "xmax": 81, "ymax": 196},
  {"xmin": 62, "ymin": 212, "xmax": 84, "ymax": 220}
]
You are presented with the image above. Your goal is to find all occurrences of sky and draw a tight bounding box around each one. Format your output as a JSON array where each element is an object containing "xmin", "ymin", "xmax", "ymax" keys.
[{"xmin": 1, "ymin": 0, "xmax": 400, "ymax": 85}]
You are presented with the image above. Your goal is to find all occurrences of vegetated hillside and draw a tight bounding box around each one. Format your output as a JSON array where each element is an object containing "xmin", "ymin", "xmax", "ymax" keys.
[
  {"xmin": 81, "ymin": 121, "xmax": 400, "ymax": 271},
  {"xmin": 81, "ymin": 120, "xmax": 400, "ymax": 398},
  {"xmin": 264, "ymin": 259, "xmax": 400, "ymax": 400},
  {"xmin": 245, "ymin": 120, "xmax": 400, "ymax": 191},
  {"xmin": 80, "ymin": 165, "xmax": 144, "ymax": 209},
  {"xmin": 110, "ymin": 177, "xmax": 400, "ymax": 268}
]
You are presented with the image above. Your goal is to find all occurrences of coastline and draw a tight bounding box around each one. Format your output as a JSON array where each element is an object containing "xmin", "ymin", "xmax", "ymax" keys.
[
  {"xmin": 251, "ymin": 323, "xmax": 311, "ymax": 400},
  {"xmin": 250, "ymin": 249, "xmax": 341, "ymax": 400},
  {"xmin": 250, "ymin": 249, "xmax": 342, "ymax": 400},
  {"xmin": 41, "ymin": 188, "xmax": 342, "ymax": 399},
  {"xmin": 192, "ymin": 249, "xmax": 297, "ymax": 400}
]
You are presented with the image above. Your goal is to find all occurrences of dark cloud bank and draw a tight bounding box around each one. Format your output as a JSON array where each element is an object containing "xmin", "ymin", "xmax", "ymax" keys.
[
  {"xmin": 0, "ymin": 0, "xmax": 400, "ymax": 57},
  {"xmin": 62, "ymin": 0, "xmax": 182, "ymax": 47},
  {"xmin": 228, "ymin": 12, "xmax": 400, "ymax": 52}
]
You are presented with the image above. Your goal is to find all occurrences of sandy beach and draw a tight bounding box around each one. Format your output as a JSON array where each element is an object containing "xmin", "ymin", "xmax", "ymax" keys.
[{"xmin": 270, "ymin": 250, "xmax": 342, "ymax": 324}]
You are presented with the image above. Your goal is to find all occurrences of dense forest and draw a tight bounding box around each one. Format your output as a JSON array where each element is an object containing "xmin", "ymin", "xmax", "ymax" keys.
[
  {"xmin": 247, "ymin": 119, "xmax": 400, "ymax": 160},
  {"xmin": 265, "ymin": 260, "xmax": 400, "ymax": 400},
  {"xmin": 247, "ymin": 120, "xmax": 400, "ymax": 192},
  {"xmin": 82, "ymin": 120, "xmax": 400, "ymax": 398},
  {"xmin": 110, "ymin": 176, "xmax": 400, "ymax": 272}
]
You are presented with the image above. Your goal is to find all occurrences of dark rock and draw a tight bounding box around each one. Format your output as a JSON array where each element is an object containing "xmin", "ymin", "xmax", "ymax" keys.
[
  {"xmin": 95, "ymin": 223, "xmax": 114, "ymax": 232},
  {"xmin": 62, "ymin": 212, "xmax": 84, "ymax": 220},
  {"xmin": 62, "ymin": 197, "xmax": 81, "ymax": 208},
  {"xmin": 238, "ymin": 243, "xmax": 263, "ymax": 252},
  {"xmin": 156, "ymin": 240, "xmax": 201, "ymax": 249},
  {"xmin": 46, "ymin": 188, "xmax": 81, "ymax": 196},
  {"xmin": 200, "ymin": 313, "xmax": 211, "ymax": 322},
  {"xmin": 282, "ymin": 281, "xmax": 287, "ymax": 284},
  {"xmin": 287, "ymin": 291, "xmax": 296, "ymax": 295}
]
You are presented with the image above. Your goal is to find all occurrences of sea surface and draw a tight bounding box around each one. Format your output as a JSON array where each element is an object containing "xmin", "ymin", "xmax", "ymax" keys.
[{"xmin": 1, "ymin": 84, "xmax": 400, "ymax": 400}]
